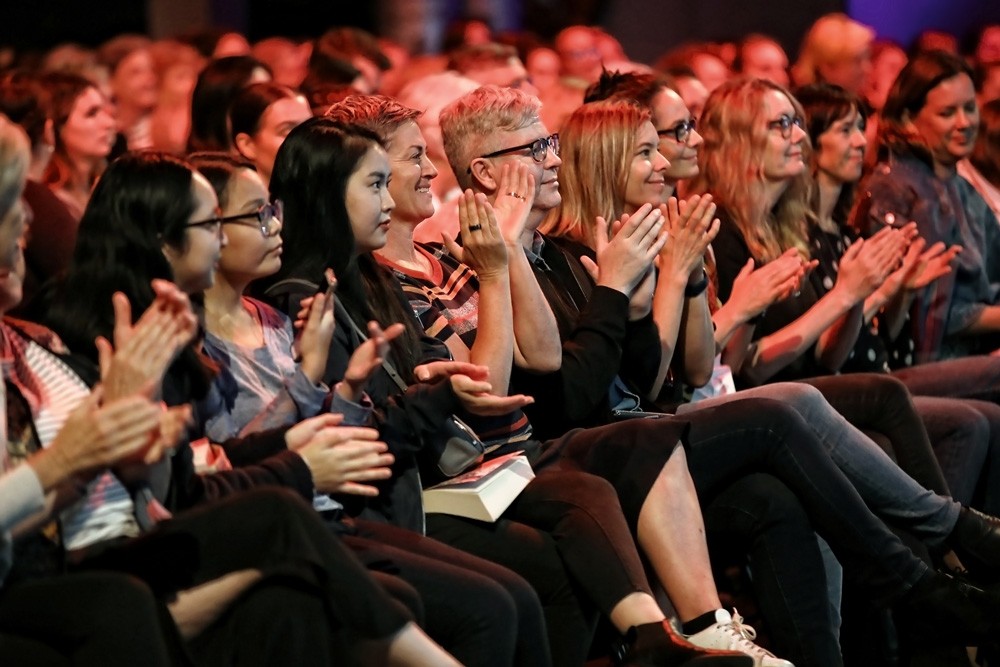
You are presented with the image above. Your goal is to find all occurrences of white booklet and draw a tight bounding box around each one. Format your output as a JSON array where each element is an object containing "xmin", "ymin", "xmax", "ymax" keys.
[{"xmin": 422, "ymin": 452, "xmax": 535, "ymax": 522}]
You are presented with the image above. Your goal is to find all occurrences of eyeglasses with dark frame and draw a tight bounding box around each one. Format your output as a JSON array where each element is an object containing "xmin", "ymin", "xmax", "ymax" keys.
[
  {"xmin": 657, "ymin": 118, "xmax": 697, "ymax": 144},
  {"xmin": 468, "ymin": 134, "xmax": 560, "ymax": 174},
  {"xmin": 187, "ymin": 200, "xmax": 283, "ymax": 238},
  {"xmin": 767, "ymin": 114, "xmax": 805, "ymax": 139}
]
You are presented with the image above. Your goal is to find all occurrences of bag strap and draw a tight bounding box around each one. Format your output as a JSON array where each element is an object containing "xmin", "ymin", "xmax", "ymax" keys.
[{"xmin": 339, "ymin": 302, "xmax": 410, "ymax": 394}]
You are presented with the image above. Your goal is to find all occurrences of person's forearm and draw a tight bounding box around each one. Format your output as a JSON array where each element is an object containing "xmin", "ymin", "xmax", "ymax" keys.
[
  {"xmin": 508, "ymin": 250, "xmax": 561, "ymax": 371},
  {"xmin": 880, "ymin": 289, "xmax": 917, "ymax": 341},
  {"xmin": 649, "ymin": 270, "xmax": 688, "ymax": 399},
  {"xmin": 719, "ymin": 322, "xmax": 756, "ymax": 376},
  {"xmin": 816, "ymin": 304, "xmax": 863, "ymax": 372},
  {"xmin": 742, "ymin": 286, "xmax": 857, "ymax": 385},
  {"xmin": 469, "ymin": 272, "xmax": 515, "ymax": 395},
  {"xmin": 962, "ymin": 304, "xmax": 1000, "ymax": 335},
  {"xmin": 675, "ymin": 290, "xmax": 716, "ymax": 388}
]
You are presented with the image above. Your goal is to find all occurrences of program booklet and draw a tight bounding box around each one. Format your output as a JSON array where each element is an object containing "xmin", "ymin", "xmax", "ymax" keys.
[{"xmin": 422, "ymin": 452, "xmax": 534, "ymax": 522}]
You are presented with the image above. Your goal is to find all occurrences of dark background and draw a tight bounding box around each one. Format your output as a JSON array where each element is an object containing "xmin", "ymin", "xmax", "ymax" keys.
[{"xmin": 3, "ymin": 0, "xmax": 1000, "ymax": 61}]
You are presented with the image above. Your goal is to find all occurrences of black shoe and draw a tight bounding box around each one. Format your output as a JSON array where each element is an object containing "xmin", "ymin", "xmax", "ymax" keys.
[
  {"xmin": 948, "ymin": 506, "xmax": 1000, "ymax": 582},
  {"xmin": 895, "ymin": 571, "xmax": 998, "ymax": 646},
  {"xmin": 612, "ymin": 620, "xmax": 754, "ymax": 667}
]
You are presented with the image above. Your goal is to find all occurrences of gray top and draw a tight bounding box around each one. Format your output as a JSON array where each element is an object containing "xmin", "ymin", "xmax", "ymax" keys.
[
  {"xmin": 0, "ymin": 465, "xmax": 44, "ymax": 586},
  {"xmin": 203, "ymin": 298, "xmax": 329, "ymax": 442}
]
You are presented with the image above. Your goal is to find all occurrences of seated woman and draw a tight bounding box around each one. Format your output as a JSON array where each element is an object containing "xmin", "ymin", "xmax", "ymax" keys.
[
  {"xmin": 260, "ymin": 114, "xmax": 757, "ymax": 667},
  {"xmin": 853, "ymin": 50, "xmax": 1000, "ymax": 364},
  {"xmin": 190, "ymin": 151, "xmax": 552, "ymax": 667},
  {"xmin": 39, "ymin": 71, "xmax": 115, "ymax": 221},
  {"xmin": 229, "ymin": 82, "xmax": 312, "ymax": 187},
  {"xmin": 29, "ymin": 150, "xmax": 463, "ymax": 666}
]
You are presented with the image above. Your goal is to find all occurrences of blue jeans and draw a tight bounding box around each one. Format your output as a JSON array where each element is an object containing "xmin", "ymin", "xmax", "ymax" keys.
[
  {"xmin": 680, "ymin": 397, "xmax": 929, "ymax": 603},
  {"xmin": 891, "ymin": 358, "xmax": 1000, "ymax": 515},
  {"xmin": 682, "ymin": 380, "xmax": 960, "ymax": 546},
  {"xmin": 703, "ymin": 473, "xmax": 843, "ymax": 667}
]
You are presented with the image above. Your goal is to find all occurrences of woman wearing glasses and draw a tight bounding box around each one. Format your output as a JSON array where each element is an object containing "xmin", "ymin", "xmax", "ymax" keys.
[
  {"xmin": 188, "ymin": 152, "xmax": 556, "ymax": 667},
  {"xmin": 189, "ymin": 153, "xmax": 334, "ymax": 440}
]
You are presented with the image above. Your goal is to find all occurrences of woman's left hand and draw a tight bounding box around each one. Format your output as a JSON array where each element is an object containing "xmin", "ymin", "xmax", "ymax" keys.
[{"xmin": 658, "ymin": 194, "xmax": 720, "ymax": 283}]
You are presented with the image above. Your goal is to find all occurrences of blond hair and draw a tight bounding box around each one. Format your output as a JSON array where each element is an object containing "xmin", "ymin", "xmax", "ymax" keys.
[
  {"xmin": 439, "ymin": 84, "xmax": 542, "ymax": 191},
  {"xmin": 540, "ymin": 100, "xmax": 649, "ymax": 248},
  {"xmin": 687, "ymin": 78, "xmax": 813, "ymax": 261},
  {"xmin": 792, "ymin": 13, "xmax": 874, "ymax": 86}
]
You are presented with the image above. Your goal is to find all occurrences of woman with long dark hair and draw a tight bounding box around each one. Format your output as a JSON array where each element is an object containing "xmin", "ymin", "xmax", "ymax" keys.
[
  {"xmin": 187, "ymin": 55, "xmax": 271, "ymax": 152},
  {"xmin": 229, "ymin": 81, "xmax": 312, "ymax": 186}
]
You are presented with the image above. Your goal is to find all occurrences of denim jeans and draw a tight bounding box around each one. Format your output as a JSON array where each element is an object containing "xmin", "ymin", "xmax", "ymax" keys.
[
  {"xmin": 891, "ymin": 358, "xmax": 1000, "ymax": 515},
  {"xmin": 892, "ymin": 354, "xmax": 1000, "ymax": 404},
  {"xmin": 680, "ymin": 397, "xmax": 929, "ymax": 604},
  {"xmin": 912, "ymin": 396, "xmax": 1000, "ymax": 513},
  {"xmin": 703, "ymin": 473, "xmax": 843, "ymax": 667},
  {"xmin": 681, "ymin": 380, "xmax": 960, "ymax": 546}
]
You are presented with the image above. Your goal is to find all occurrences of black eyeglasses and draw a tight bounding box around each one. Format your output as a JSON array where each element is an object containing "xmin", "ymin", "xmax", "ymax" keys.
[
  {"xmin": 187, "ymin": 200, "xmax": 283, "ymax": 237},
  {"xmin": 767, "ymin": 114, "xmax": 805, "ymax": 139},
  {"xmin": 221, "ymin": 200, "xmax": 283, "ymax": 238},
  {"xmin": 657, "ymin": 118, "xmax": 697, "ymax": 144},
  {"xmin": 471, "ymin": 134, "xmax": 560, "ymax": 172}
]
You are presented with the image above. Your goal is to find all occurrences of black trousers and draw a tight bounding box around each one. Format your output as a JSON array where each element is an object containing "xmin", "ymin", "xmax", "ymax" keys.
[
  {"xmin": 0, "ymin": 572, "xmax": 180, "ymax": 666},
  {"xmin": 428, "ymin": 468, "xmax": 652, "ymax": 666},
  {"xmin": 75, "ymin": 488, "xmax": 412, "ymax": 666},
  {"xmin": 347, "ymin": 518, "xmax": 550, "ymax": 667}
]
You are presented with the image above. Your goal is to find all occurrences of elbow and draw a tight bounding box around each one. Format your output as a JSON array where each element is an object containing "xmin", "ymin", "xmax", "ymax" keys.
[
  {"xmin": 533, "ymin": 349, "xmax": 562, "ymax": 372},
  {"xmin": 514, "ymin": 347, "xmax": 563, "ymax": 373},
  {"xmin": 684, "ymin": 366, "xmax": 713, "ymax": 390}
]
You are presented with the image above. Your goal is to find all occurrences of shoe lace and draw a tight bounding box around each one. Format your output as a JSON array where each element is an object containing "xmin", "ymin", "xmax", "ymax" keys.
[{"xmin": 724, "ymin": 609, "xmax": 776, "ymax": 657}]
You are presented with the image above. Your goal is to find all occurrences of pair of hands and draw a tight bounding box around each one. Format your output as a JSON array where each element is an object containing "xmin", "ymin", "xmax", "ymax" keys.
[
  {"xmin": 581, "ymin": 195, "xmax": 720, "ymax": 318},
  {"xmin": 836, "ymin": 223, "xmax": 959, "ymax": 303},
  {"xmin": 442, "ymin": 162, "xmax": 537, "ymax": 278},
  {"xmin": 34, "ymin": 281, "xmax": 197, "ymax": 490},
  {"xmin": 288, "ymin": 360, "xmax": 532, "ymax": 497},
  {"xmin": 727, "ymin": 248, "xmax": 814, "ymax": 322}
]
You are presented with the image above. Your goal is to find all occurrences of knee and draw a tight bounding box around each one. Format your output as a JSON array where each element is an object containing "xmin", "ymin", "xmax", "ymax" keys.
[
  {"xmin": 705, "ymin": 475, "xmax": 817, "ymax": 548},
  {"xmin": 70, "ymin": 573, "xmax": 161, "ymax": 627},
  {"xmin": 372, "ymin": 571, "xmax": 425, "ymax": 625},
  {"xmin": 535, "ymin": 470, "xmax": 620, "ymax": 507},
  {"xmin": 865, "ymin": 373, "xmax": 913, "ymax": 407},
  {"xmin": 775, "ymin": 381, "xmax": 825, "ymax": 408}
]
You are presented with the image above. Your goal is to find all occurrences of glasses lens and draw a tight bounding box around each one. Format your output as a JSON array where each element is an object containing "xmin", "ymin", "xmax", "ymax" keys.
[{"xmin": 531, "ymin": 138, "xmax": 547, "ymax": 163}]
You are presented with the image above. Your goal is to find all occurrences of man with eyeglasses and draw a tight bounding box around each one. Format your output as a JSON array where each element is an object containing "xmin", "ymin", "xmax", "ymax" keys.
[{"xmin": 440, "ymin": 85, "xmax": 804, "ymax": 667}]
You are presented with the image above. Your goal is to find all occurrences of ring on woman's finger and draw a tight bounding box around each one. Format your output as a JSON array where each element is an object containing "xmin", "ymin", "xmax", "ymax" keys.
[
  {"xmin": 468, "ymin": 224, "xmax": 483, "ymax": 231},
  {"xmin": 507, "ymin": 191, "xmax": 525, "ymax": 199}
]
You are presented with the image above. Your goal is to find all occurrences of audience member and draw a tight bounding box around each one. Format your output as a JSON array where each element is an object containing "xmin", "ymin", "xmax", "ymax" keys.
[
  {"xmin": 855, "ymin": 50, "xmax": 998, "ymax": 362},
  {"xmin": 735, "ymin": 35, "xmax": 790, "ymax": 87},
  {"xmin": 187, "ymin": 55, "xmax": 271, "ymax": 152},
  {"xmin": 229, "ymin": 82, "xmax": 312, "ymax": 186},
  {"xmin": 96, "ymin": 34, "xmax": 157, "ymax": 150},
  {"xmin": 792, "ymin": 13, "xmax": 874, "ymax": 94},
  {"xmin": 39, "ymin": 71, "xmax": 115, "ymax": 220},
  {"xmin": 148, "ymin": 39, "xmax": 204, "ymax": 154},
  {"xmin": 554, "ymin": 25, "xmax": 603, "ymax": 87}
]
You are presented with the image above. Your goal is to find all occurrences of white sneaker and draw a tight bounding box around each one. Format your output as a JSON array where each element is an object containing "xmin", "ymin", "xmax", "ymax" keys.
[{"xmin": 685, "ymin": 609, "xmax": 795, "ymax": 667}]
